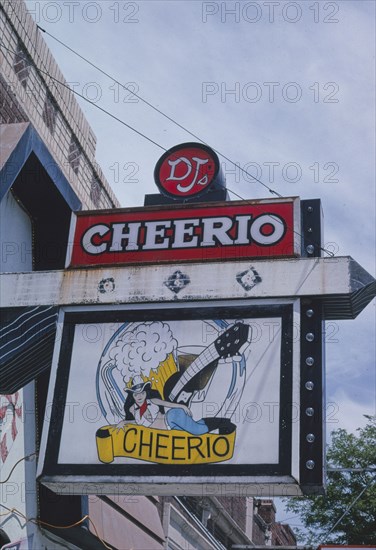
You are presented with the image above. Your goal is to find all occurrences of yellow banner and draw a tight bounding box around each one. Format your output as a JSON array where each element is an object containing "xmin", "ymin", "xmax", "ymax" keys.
[{"xmin": 96, "ymin": 424, "xmax": 236, "ymax": 465}]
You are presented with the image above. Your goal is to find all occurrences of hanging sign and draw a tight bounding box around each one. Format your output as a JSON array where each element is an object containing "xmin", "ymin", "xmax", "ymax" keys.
[
  {"xmin": 67, "ymin": 198, "xmax": 300, "ymax": 267},
  {"xmin": 37, "ymin": 301, "xmax": 304, "ymax": 496}
]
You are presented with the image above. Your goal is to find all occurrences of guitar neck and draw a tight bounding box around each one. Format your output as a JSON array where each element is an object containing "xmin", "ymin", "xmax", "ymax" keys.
[
  {"xmin": 169, "ymin": 343, "xmax": 217, "ymax": 400},
  {"xmin": 168, "ymin": 322, "xmax": 250, "ymax": 402}
]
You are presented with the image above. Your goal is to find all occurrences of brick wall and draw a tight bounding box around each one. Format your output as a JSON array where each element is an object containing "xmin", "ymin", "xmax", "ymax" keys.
[
  {"xmin": 271, "ymin": 522, "xmax": 297, "ymax": 546},
  {"xmin": 0, "ymin": 0, "xmax": 119, "ymax": 210},
  {"xmin": 217, "ymin": 496, "xmax": 247, "ymax": 532},
  {"xmin": 252, "ymin": 499, "xmax": 297, "ymax": 546},
  {"xmin": 257, "ymin": 499, "xmax": 276, "ymax": 525},
  {"xmin": 0, "ymin": 72, "xmax": 28, "ymax": 122}
]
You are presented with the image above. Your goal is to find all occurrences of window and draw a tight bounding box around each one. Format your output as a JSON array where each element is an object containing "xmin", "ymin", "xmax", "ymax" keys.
[
  {"xmin": 42, "ymin": 91, "xmax": 57, "ymax": 133},
  {"xmin": 68, "ymin": 136, "xmax": 82, "ymax": 174},
  {"xmin": 13, "ymin": 41, "xmax": 30, "ymax": 88},
  {"xmin": 90, "ymin": 175, "xmax": 102, "ymax": 206}
]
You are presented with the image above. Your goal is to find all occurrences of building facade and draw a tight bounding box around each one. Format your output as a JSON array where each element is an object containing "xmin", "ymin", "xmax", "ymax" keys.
[{"xmin": 0, "ymin": 2, "xmax": 297, "ymax": 548}]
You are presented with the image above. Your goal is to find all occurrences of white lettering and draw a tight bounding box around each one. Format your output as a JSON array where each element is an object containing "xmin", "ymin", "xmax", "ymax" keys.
[
  {"xmin": 79, "ymin": 212, "xmax": 288, "ymax": 256},
  {"xmin": 234, "ymin": 215, "xmax": 252, "ymax": 244},
  {"xmin": 172, "ymin": 219, "xmax": 200, "ymax": 248},
  {"xmin": 82, "ymin": 224, "xmax": 109, "ymax": 254},
  {"xmin": 143, "ymin": 221, "xmax": 171, "ymax": 249},
  {"xmin": 167, "ymin": 156, "xmax": 209, "ymax": 193},
  {"xmin": 250, "ymin": 214, "xmax": 285, "ymax": 245},
  {"xmin": 202, "ymin": 217, "xmax": 233, "ymax": 246},
  {"xmin": 167, "ymin": 157, "xmax": 192, "ymax": 182},
  {"xmin": 109, "ymin": 223, "xmax": 141, "ymax": 251}
]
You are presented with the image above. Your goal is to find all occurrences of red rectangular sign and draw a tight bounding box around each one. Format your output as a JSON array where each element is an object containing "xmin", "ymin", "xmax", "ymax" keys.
[{"xmin": 67, "ymin": 198, "xmax": 300, "ymax": 268}]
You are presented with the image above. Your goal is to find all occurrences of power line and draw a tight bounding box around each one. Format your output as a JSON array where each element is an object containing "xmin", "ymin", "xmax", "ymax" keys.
[
  {"xmin": 37, "ymin": 25, "xmax": 282, "ymax": 198},
  {"xmin": 321, "ymin": 474, "xmax": 375, "ymax": 541},
  {"xmin": 22, "ymin": 30, "xmax": 334, "ymax": 256},
  {"xmin": 0, "ymin": 503, "xmax": 112, "ymax": 549},
  {"xmin": 327, "ymin": 467, "xmax": 376, "ymax": 472},
  {"xmin": 0, "ymin": 452, "xmax": 37, "ymax": 484},
  {"xmin": 0, "ymin": 41, "xmax": 166, "ymax": 153},
  {"xmin": 3, "ymin": 2, "xmax": 118, "ymax": 208},
  {"xmin": 0, "ymin": 40, "xmax": 333, "ymax": 257}
]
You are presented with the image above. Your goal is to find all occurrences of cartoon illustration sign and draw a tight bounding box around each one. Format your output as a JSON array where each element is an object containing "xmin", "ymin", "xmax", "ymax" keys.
[
  {"xmin": 95, "ymin": 321, "xmax": 249, "ymax": 465},
  {"xmin": 36, "ymin": 301, "xmax": 304, "ymax": 495},
  {"xmin": 50, "ymin": 306, "xmax": 294, "ymax": 475}
]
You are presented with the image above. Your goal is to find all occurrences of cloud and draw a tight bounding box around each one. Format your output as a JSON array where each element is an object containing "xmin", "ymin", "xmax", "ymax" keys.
[
  {"xmin": 326, "ymin": 387, "xmax": 375, "ymax": 436},
  {"xmin": 25, "ymin": 0, "xmax": 375, "ymax": 446}
]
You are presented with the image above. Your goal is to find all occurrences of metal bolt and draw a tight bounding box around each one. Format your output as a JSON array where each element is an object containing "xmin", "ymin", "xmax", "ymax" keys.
[
  {"xmin": 306, "ymin": 433, "xmax": 315, "ymax": 443},
  {"xmin": 307, "ymin": 206, "xmax": 314, "ymax": 212},
  {"xmin": 307, "ymin": 227, "xmax": 313, "ymax": 233},
  {"xmin": 306, "ymin": 460, "xmax": 315, "ymax": 469},
  {"xmin": 306, "ymin": 407, "xmax": 315, "ymax": 417},
  {"xmin": 306, "ymin": 244, "xmax": 315, "ymax": 255},
  {"xmin": 306, "ymin": 309, "xmax": 314, "ymax": 317},
  {"xmin": 305, "ymin": 381, "xmax": 314, "ymax": 391},
  {"xmin": 306, "ymin": 357, "xmax": 315, "ymax": 366},
  {"xmin": 306, "ymin": 332, "xmax": 315, "ymax": 342}
]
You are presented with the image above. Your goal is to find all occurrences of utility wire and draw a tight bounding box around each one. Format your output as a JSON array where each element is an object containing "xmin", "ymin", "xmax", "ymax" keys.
[
  {"xmin": 37, "ymin": 25, "xmax": 281, "ymax": 198},
  {"xmin": 1, "ymin": 38, "xmax": 245, "ymax": 198},
  {"xmin": 327, "ymin": 467, "xmax": 376, "ymax": 472},
  {"xmin": 33, "ymin": 28, "xmax": 337, "ymax": 256},
  {"xmin": 323, "ymin": 485, "xmax": 370, "ymax": 539},
  {"xmin": 0, "ymin": 504, "xmax": 112, "ymax": 549},
  {"xmin": 318, "ymin": 472, "xmax": 375, "ymax": 543},
  {"xmin": 0, "ymin": 41, "xmax": 166, "ymax": 153},
  {"xmin": 4, "ymin": 2, "xmax": 118, "ymax": 207},
  {"xmin": 0, "ymin": 452, "xmax": 37, "ymax": 484},
  {"xmin": 0, "ymin": 40, "xmax": 333, "ymax": 256}
]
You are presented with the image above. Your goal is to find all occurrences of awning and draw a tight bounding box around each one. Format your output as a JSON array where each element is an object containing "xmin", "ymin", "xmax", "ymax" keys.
[
  {"xmin": 0, "ymin": 306, "xmax": 58, "ymax": 393},
  {"xmin": 1, "ymin": 122, "xmax": 82, "ymax": 393},
  {"xmin": 0, "ymin": 122, "xmax": 81, "ymax": 210}
]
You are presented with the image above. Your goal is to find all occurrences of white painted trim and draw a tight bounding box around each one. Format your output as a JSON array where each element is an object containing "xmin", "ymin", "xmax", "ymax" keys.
[
  {"xmin": 59, "ymin": 297, "xmax": 296, "ymax": 314},
  {"xmin": 0, "ymin": 257, "xmax": 366, "ymax": 308},
  {"xmin": 292, "ymin": 197, "xmax": 302, "ymax": 256},
  {"xmin": 40, "ymin": 477, "xmax": 303, "ymax": 496},
  {"xmin": 65, "ymin": 212, "xmax": 77, "ymax": 269}
]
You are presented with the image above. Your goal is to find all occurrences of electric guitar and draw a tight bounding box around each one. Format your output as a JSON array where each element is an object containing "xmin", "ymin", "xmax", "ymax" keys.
[{"xmin": 168, "ymin": 322, "xmax": 251, "ymax": 402}]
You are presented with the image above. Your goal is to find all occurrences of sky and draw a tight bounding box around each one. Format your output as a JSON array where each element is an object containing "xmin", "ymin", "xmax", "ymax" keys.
[{"xmin": 24, "ymin": 0, "xmax": 375, "ymax": 531}]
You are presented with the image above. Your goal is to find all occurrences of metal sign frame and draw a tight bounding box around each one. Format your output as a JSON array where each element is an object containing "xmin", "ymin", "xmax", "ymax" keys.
[
  {"xmin": 36, "ymin": 298, "xmax": 322, "ymax": 496},
  {"xmin": 66, "ymin": 198, "xmax": 301, "ymax": 268}
]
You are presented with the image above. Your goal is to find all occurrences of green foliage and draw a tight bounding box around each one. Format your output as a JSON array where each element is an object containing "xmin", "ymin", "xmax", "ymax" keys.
[{"xmin": 285, "ymin": 416, "xmax": 376, "ymax": 545}]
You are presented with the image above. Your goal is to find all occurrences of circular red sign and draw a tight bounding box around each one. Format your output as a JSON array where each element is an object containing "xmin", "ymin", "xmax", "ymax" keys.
[{"xmin": 154, "ymin": 143, "xmax": 220, "ymax": 199}]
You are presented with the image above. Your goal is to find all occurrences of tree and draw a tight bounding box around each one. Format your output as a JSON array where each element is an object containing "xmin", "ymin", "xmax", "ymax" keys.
[{"xmin": 285, "ymin": 416, "xmax": 376, "ymax": 545}]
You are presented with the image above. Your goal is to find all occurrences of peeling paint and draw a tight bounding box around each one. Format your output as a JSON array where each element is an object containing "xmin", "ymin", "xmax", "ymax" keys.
[
  {"xmin": 164, "ymin": 270, "xmax": 190, "ymax": 294},
  {"xmin": 0, "ymin": 257, "xmax": 374, "ymax": 319}
]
